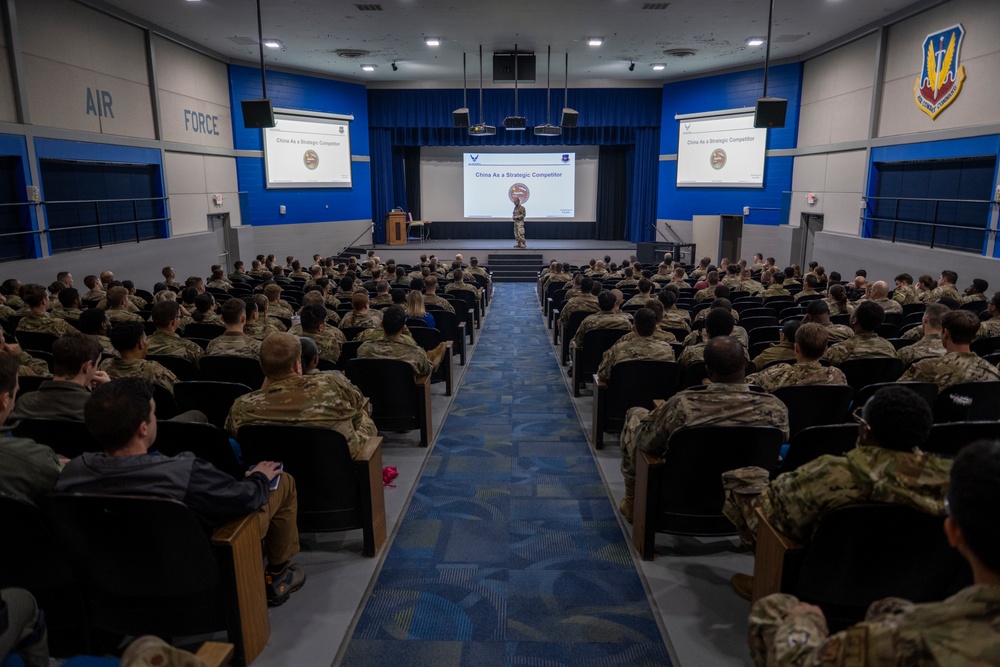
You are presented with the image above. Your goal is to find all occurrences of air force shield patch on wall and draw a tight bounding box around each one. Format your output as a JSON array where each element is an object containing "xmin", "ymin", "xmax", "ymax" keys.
[{"xmin": 913, "ymin": 24, "xmax": 966, "ymax": 120}]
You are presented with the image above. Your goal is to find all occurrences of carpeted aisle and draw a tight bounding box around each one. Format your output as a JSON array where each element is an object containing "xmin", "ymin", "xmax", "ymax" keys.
[{"xmin": 341, "ymin": 283, "xmax": 672, "ymax": 666}]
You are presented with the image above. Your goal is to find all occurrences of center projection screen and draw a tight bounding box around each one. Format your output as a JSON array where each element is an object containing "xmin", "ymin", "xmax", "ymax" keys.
[
  {"xmin": 263, "ymin": 112, "xmax": 353, "ymax": 189},
  {"xmin": 676, "ymin": 111, "xmax": 767, "ymax": 188},
  {"xmin": 419, "ymin": 147, "xmax": 597, "ymax": 223}
]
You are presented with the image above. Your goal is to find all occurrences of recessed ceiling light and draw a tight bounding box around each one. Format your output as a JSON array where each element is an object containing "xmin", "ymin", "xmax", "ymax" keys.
[
  {"xmin": 587, "ymin": 37, "xmax": 604, "ymax": 47},
  {"xmin": 263, "ymin": 39, "xmax": 283, "ymax": 49},
  {"xmin": 424, "ymin": 37, "xmax": 441, "ymax": 46},
  {"xmin": 746, "ymin": 37, "xmax": 766, "ymax": 46},
  {"xmin": 361, "ymin": 64, "xmax": 376, "ymax": 71},
  {"xmin": 651, "ymin": 63, "xmax": 666, "ymax": 71}
]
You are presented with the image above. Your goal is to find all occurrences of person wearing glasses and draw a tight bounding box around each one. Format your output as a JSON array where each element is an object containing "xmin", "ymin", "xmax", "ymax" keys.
[
  {"xmin": 748, "ymin": 439, "xmax": 1000, "ymax": 666},
  {"xmin": 722, "ymin": 385, "xmax": 951, "ymax": 601}
]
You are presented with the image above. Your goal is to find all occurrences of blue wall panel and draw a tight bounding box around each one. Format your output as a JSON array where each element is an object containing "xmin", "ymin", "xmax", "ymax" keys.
[
  {"xmin": 657, "ymin": 63, "xmax": 801, "ymax": 226},
  {"xmin": 229, "ymin": 65, "xmax": 372, "ymax": 227}
]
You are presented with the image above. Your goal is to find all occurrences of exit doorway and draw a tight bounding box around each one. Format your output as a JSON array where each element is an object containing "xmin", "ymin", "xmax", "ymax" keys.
[
  {"xmin": 720, "ymin": 215, "xmax": 743, "ymax": 263},
  {"xmin": 208, "ymin": 213, "xmax": 234, "ymax": 273},
  {"xmin": 793, "ymin": 213, "xmax": 824, "ymax": 266}
]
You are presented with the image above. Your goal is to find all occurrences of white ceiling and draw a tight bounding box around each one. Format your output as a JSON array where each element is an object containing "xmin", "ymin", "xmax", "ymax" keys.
[{"xmin": 98, "ymin": 0, "xmax": 929, "ymax": 84}]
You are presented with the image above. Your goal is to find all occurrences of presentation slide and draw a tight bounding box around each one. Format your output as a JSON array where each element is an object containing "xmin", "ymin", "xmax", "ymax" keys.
[
  {"xmin": 676, "ymin": 113, "xmax": 766, "ymax": 188},
  {"xmin": 463, "ymin": 152, "xmax": 575, "ymax": 218},
  {"xmin": 263, "ymin": 115, "xmax": 352, "ymax": 189}
]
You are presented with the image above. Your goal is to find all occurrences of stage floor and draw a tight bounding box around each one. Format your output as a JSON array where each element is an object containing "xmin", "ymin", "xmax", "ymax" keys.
[{"xmin": 366, "ymin": 239, "xmax": 637, "ymax": 266}]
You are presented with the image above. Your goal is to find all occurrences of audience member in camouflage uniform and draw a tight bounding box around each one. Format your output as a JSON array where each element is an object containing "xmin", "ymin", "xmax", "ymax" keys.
[
  {"xmin": 558, "ymin": 277, "xmax": 601, "ymax": 328},
  {"xmin": 206, "ymin": 298, "xmax": 262, "ymax": 359},
  {"xmin": 865, "ymin": 280, "xmax": 904, "ymax": 314},
  {"xmin": 444, "ymin": 268, "xmax": 481, "ymax": 303},
  {"xmin": 146, "ymin": 301, "xmax": 203, "ymax": 367},
  {"xmin": 791, "ymin": 274, "xmax": 820, "ymax": 302},
  {"xmin": 103, "ymin": 286, "xmax": 144, "ymax": 324},
  {"xmin": 571, "ymin": 291, "xmax": 631, "ymax": 351},
  {"xmin": 899, "ymin": 309, "xmax": 1000, "ymax": 391},
  {"xmin": 656, "ymin": 290, "xmax": 692, "ymax": 331},
  {"xmin": 747, "ymin": 438, "xmax": 1000, "ymax": 667},
  {"xmin": 824, "ymin": 284, "xmax": 854, "ymax": 316},
  {"xmin": 206, "ymin": 268, "xmax": 231, "ymax": 292},
  {"xmin": 597, "ymin": 308, "xmax": 675, "ymax": 382},
  {"xmin": 802, "ymin": 299, "xmax": 854, "ymax": 343},
  {"xmin": 823, "ymin": 301, "xmax": 895, "ymax": 365},
  {"xmin": 975, "ymin": 291, "xmax": 1000, "ymax": 340},
  {"xmin": 1, "ymin": 339, "xmax": 50, "ymax": 377},
  {"xmin": 421, "ymin": 275, "xmax": 455, "ymax": 314},
  {"xmin": 760, "ymin": 272, "xmax": 792, "ymax": 299},
  {"xmin": 623, "ymin": 279, "xmax": 656, "ymax": 308},
  {"xmin": 750, "ymin": 320, "xmax": 799, "ymax": 370},
  {"xmin": 897, "ymin": 303, "xmax": 947, "ymax": 370},
  {"xmin": 748, "ymin": 323, "xmax": 847, "ymax": 392},
  {"xmin": 370, "ymin": 281, "xmax": 394, "ymax": 307},
  {"xmin": 921, "ymin": 269, "xmax": 962, "ymax": 303},
  {"xmin": 678, "ymin": 308, "xmax": 749, "ymax": 370},
  {"xmin": 243, "ymin": 295, "xmax": 281, "ymax": 340},
  {"xmin": 15, "ymin": 284, "xmax": 75, "ymax": 337},
  {"xmin": 296, "ymin": 304, "xmax": 345, "ymax": 364},
  {"xmin": 161, "ymin": 266, "xmax": 184, "ymax": 291},
  {"xmin": 53, "ymin": 288, "xmax": 83, "ymax": 323},
  {"xmin": 694, "ymin": 272, "xmax": 721, "ymax": 302},
  {"xmin": 188, "ymin": 292, "xmax": 223, "ymax": 327},
  {"xmin": 892, "ymin": 272, "xmax": 920, "ymax": 305},
  {"xmin": 263, "ymin": 284, "xmax": 294, "ymax": 319},
  {"xmin": 339, "ymin": 292, "xmax": 384, "ymax": 331},
  {"xmin": 225, "ymin": 333, "xmax": 377, "ymax": 456},
  {"xmin": 357, "ymin": 306, "xmax": 435, "ymax": 379},
  {"xmin": 98, "ymin": 321, "xmax": 180, "ymax": 394},
  {"xmin": 618, "ymin": 336, "xmax": 788, "ymax": 522}
]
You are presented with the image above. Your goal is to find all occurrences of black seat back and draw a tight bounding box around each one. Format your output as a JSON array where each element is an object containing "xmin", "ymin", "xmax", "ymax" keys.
[
  {"xmin": 837, "ymin": 357, "xmax": 904, "ymax": 393},
  {"xmin": 780, "ymin": 424, "xmax": 858, "ymax": 472},
  {"xmin": 605, "ymin": 361, "xmax": 680, "ymax": 429},
  {"xmin": 852, "ymin": 381, "xmax": 937, "ymax": 411},
  {"xmin": 237, "ymin": 424, "xmax": 363, "ymax": 533},
  {"xmin": 927, "ymin": 421, "xmax": 1000, "ymax": 457},
  {"xmin": 346, "ymin": 358, "xmax": 420, "ymax": 429},
  {"xmin": 934, "ymin": 381, "xmax": 1000, "ymax": 423},
  {"xmin": 182, "ymin": 323, "xmax": 225, "ymax": 340},
  {"xmin": 655, "ymin": 426, "xmax": 784, "ymax": 535},
  {"xmin": 153, "ymin": 420, "xmax": 243, "ymax": 479},
  {"xmin": 578, "ymin": 328, "xmax": 629, "ymax": 382},
  {"xmin": 199, "ymin": 355, "xmax": 265, "ymax": 389},
  {"xmin": 15, "ymin": 330, "xmax": 59, "ymax": 353},
  {"xmin": 174, "ymin": 380, "xmax": 253, "ymax": 430},
  {"xmin": 409, "ymin": 326, "xmax": 444, "ymax": 351},
  {"xmin": 147, "ymin": 354, "xmax": 198, "ymax": 381},
  {"xmin": 12, "ymin": 418, "xmax": 103, "ymax": 458},
  {"xmin": 772, "ymin": 384, "xmax": 854, "ymax": 439}
]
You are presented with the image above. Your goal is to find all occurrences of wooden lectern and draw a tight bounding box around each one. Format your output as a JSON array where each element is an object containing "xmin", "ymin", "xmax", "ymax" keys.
[{"xmin": 385, "ymin": 211, "xmax": 407, "ymax": 245}]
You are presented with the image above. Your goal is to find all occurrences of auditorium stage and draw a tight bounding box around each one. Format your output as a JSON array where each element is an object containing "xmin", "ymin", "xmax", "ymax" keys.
[{"xmin": 364, "ymin": 239, "xmax": 637, "ymax": 267}]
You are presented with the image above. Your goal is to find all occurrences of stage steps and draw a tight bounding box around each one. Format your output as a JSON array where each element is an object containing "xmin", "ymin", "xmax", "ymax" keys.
[{"xmin": 487, "ymin": 253, "xmax": 543, "ymax": 282}]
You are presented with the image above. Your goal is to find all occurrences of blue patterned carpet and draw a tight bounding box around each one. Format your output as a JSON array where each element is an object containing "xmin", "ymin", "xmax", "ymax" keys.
[{"xmin": 342, "ymin": 283, "xmax": 671, "ymax": 666}]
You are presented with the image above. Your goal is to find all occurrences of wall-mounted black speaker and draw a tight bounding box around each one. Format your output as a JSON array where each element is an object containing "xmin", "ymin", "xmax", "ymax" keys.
[
  {"xmin": 492, "ymin": 53, "xmax": 536, "ymax": 83},
  {"xmin": 754, "ymin": 97, "xmax": 787, "ymax": 128},
  {"xmin": 452, "ymin": 107, "xmax": 470, "ymax": 127},
  {"xmin": 560, "ymin": 108, "xmax": 579, "ymax": 128},
  {"xmin": 242, "ymin": 99, "xmax": 275, "ymax": 129}
]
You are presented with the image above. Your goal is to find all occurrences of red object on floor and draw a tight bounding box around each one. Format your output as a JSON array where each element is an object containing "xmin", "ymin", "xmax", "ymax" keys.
[{"xmin": 383, "ymin": 466, "xmax": 398, "ymax": 487}]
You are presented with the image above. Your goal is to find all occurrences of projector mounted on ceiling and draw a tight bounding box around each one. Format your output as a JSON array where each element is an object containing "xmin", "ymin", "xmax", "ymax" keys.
[
  {"xmin": 533, "ymin": 46, "xmax": 562, "ymax": 137},
  {"xmin": 534, "ymin": 124, "xmax": 561, "ymax": 136},
  {"xmin": 503, "ymin": 116, "xmax": 526, "ymax": 131},
  {"xmin": 469, "ymin": 124, "xmax": 496, "ymax": 136}
]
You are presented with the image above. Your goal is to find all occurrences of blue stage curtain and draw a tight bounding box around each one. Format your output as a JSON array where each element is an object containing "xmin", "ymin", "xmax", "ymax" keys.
[
  {"xmin": 596, "ymin": 146, "xmax": 627, "ymax": 240},
  {"xmin": 368, "ymin": 88, "xmax": 662, "ymax": 243}
]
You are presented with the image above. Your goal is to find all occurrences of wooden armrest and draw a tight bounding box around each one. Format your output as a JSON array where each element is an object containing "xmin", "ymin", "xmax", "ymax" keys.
[
  {"xmin": 632, "ymin": 450, "xmax": 666, "ymax": 560},
  {"xmin": 195, "ymin": 642, "xmax": 235, "ymax": 667},
  {"xmin": 415, "ymin": 374, "xmax": 430, "ymax": 386},
  {"xmin": 595, "ymin": 376, "xmax": 607, "ymax": 388},
  {"xmin": 354, "ymin": 435, "xmax": 383, "ymax": 461},
  {"xmin": 211, "ymin": 512, "xmax": 270, "ymax": 665},
  {"xmin": 751, "ymin": 506, "xmax": 805, "ymax": 603}
]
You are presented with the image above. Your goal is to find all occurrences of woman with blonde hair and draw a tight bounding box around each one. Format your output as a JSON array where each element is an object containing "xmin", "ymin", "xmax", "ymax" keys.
[{"xmin": 405, "ymin": 289, "xmax": 436, "ymax": 328}]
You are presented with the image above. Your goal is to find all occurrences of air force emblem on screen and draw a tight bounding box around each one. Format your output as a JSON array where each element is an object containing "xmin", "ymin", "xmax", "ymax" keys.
[{"xmin": 914, "ymin": 24, "xmax": 966, "ymax": 120}]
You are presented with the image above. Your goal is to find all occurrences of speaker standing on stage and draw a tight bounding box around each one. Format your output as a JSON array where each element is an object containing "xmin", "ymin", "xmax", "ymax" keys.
[{"xmin": 512, "ymin": 197, "xmax": 526, "ymax": 248}]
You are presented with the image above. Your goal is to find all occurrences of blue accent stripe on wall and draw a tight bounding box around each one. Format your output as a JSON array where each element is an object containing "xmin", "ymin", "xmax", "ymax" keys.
[
  {"xmin": 229, "ymin": 64, "xmax": 373, "ymax": 227},
  {"xmin": 657, "ymin": 63, "xmax": 801, "ymax": 227}
]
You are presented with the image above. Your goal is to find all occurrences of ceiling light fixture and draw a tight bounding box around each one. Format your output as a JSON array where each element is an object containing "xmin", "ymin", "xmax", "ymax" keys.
[
  {"xmin": 628, "ymin": 61, "xmax": 635, "ymax": 72},
  {"xmin": 425, "ymin": 37, "xmax": 441, "ymax": 46},
  {"xmin": 361, "ymin": 64, "xmax": 376, "ymax": 71},
  {"xmin": 587, "ymin": 37, "xmax": 604, "ymax": 47},
  {"xmin": 262, "ymin": 39, "xmax": 282, "ymax": 49},
  {"xmin": 746, "ymin": 37, "xmax": 766, "ymax": 46},
  {"xmin": 651, "ymin": 63, "xmax": 665, "ymax": 71}
]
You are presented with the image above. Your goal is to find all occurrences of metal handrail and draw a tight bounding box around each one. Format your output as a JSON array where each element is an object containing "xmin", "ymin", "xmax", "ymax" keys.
[
  {"xmin": 862, "ymin": 194, "xmax": 994, "ymax": 251},
  {"xmin": 45, "ymin": 196, "xmax": 169, "ymax": 205},
  {"xmin": 864, "ymin": 195, "xmax": 996, "ymax": 205}
]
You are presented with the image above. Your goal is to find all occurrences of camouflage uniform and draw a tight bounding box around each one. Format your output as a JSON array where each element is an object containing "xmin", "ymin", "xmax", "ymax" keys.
[
  {"xmin": 15, "ymin": 312, "xmax": 75, "ymax": 337},
  {"xmin": 99, "ymin": 357, "xmax": 179, "ymax": 394},
  {"xmin": 693, "ymin": 307, "xmax": 740, "ymax": 326},
  {"xmin": 571, "ymin": 311, "xmax": 632, "ymax": 350},
  {"xmin": 225, "ymin": 372, "xmax": 377, "ymax": 456},
  {"xmin": 301, "ymin": 328, "xmax": 346, "ymax": 363},
  {"xmin": 0, "ymin": 303, "xmax": 16, "ymax": 321},
  {"xmin": 761, "ymin": 285, "xmax": 792, "ymax": 299},
  {"xmin": 17, "ymin": 351, "xmax": 51, "ymax": 377},
  {"xmin": 975, "ymin": 316, "xmax": 1000, "ymax": 340},
  {"xmin": 52, "ymin": 307, "xmax": 83, "ymax": 322},
  {"xmin": 623, "ymin": 293, "xmax": 655, "ymax": 308},
  {"xmin": 661, "ymin": 310, "xmax": 692, "ymax": 332},
  {"xmin": 721, "ymin": 275, "xmax": 741, "ymax": 289},
  {"xmin": 826, "ymin": 299, "xmax": 853, "ymax": 316},
  {"xmin": 666, "ymin": 280, "xmax": 691, "ymax": 291},
  {"xmin": 264, "ymin": 315, "xmax": 288, "ymax": 332},
  {"xmin": 819, "ymin": 322, "xmax": 855, "ymax": 343},
  {"xmin": 614, "ymin": 278, "xmax": 639, "ymax": 290},
  {"xmin": 557, "ymin": 294, "xmax": 600, "ymax": 328},
  {"xmin": 357, "ymin": 338, "xmax": 432, "ymax": 378},
  {"xmin": 267, "ymin": 301, "xmax": 294, "ymax": 319},
  {"xmin": 892, "ymin": 284, "xmax": 920, "ymax": 305},
  {"xmin": 370, "ymin": 294, "xmax": 394, "ymax": 307},
  {"xmin": 870, "ymin": 297, "xmax": 903, "ymax": 314},
  {"xmin": 921, "ymin": 284, "xmax": 961, "ymax": 303},
  {"xmin": 896, "ymin": 332, "xmax": 945, "ymax": 369},
  {"xmin": 206, "ymin": 280, "xmax": 231, "ymax": 292},
  {"xmin": 97, "ymin": 298, "xmax": 141, "ymax": 313},
  {"xmin": 423, "ymin": 294, "xmax": 455, "ymax": 314},
  {"xmin": 749, "ymin": 585, "xmax": 1000, "ymax": 667},
  {"xmin": 244, "ymin": 320, "xmax": 281, "ymax": 341},
  {"xmin": 619, "ymin": 383, "xmax": 788, "ymax": 483},
  {"xmin": 961, "ymin": 292, "xmax": 987, "ymax": 305},
  {"xmin": 88, "ymin": 334, "xmax": 119, "ymax": 358},
  {"xmin": 823, "ymin": 333, "xmax": 896, "ymax": 365},
  {"xmin": 80, "ymin": 289, "xmax": 104, "ymax": 302},
  {"xmin": 748, "ymin": 360, "xmax": 848, "ymax": 392},
  {"xmin": 205, "ymin": 332, "xmax": 262, "ymax": 359},
  {"xmin": 723, "ymin": 446, "xmax": 950, "ymax": 548},
  {"xmin": 750, "ymin": 341, "xmax": 796, "ymax": 370},
  {"xmin": 146, "ymin": 331, "xmax": 204, "ymax": 366},
  {"xmin": 899, "ymin": 350, "xmax": 1000, "ymax": 392},
  {"xmin": 901, "ymin": 326, "xmax": 924, "ymax": 341},
  {"xmin": 597, "ymin": 336, "xmax": 676, "ymax": 382},
  {"xmin": 106, "ymin": 308, "xmax": 144, "ymax": 324},
  {"xmin": 682, "ymin": 326, "xmax": 749, "ymax": 349},
  {"xmin": 339, "ymin": 310, "xmax": 383, "ymax": 330},
  {"xmin": 355, "ymin": 328, "xmax": 417, "ymax": 347},
  {"xmin": 616, "ymin": 329, "xmax": 676, "ymax": 345},
  {"xmin": 793, "ymin": 289, "xmax": 820, "ymax": 302},
  {"xmin": 694, "ymin": 286, "xmax": 717, "ymax": 302},
  {"xmin": 444, "ymin": 281, "xmax": 481, "ymax": 302}
]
